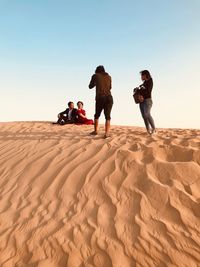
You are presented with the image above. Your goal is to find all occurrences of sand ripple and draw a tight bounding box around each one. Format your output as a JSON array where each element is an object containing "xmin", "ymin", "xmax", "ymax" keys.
[{"xmin": 0, "ymin": 122, "xmax": 200, "ymax": 267}]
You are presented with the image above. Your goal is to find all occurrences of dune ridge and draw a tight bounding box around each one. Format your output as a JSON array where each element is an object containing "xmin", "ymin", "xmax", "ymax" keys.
[{"xmin": 0, "ymin": 122, "xmax": 200, "ymax": 267}]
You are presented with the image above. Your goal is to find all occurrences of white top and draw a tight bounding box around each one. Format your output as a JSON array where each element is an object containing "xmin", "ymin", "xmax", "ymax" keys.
[{"xmin": 68, "ymin": 109, "xmax": 73, "ymax": 120}]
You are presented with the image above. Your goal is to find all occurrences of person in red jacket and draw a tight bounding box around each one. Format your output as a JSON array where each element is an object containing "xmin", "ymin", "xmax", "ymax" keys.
[{"xmin": 76, "ymin": 101, "xmax": 94, "ymax": 125}]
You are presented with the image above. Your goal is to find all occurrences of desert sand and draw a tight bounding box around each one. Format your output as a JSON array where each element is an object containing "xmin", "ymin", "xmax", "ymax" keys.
[{"xmin": 0, "ymin": 121, "xmax": 200, "ymax": 267}]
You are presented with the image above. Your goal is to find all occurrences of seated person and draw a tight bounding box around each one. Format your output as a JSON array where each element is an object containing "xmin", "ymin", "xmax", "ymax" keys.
[
  {"xmin": 55, "ymin": 101, "xmax": 77, "ymax": 125},
  {"xmin": 76, "ymin": 101, "xmax": 94, "ymax": 125}
]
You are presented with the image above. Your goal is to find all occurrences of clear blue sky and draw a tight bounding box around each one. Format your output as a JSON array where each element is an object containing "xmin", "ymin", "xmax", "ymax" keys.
[{"xmin": 0, "ymin": 0, "xmax": 200, "ymax": 128}]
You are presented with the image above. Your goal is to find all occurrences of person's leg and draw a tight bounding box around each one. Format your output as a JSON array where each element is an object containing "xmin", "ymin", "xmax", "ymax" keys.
[
  {"xmin": 146, "ymin": 99, "xmax": 156, "ymax": 132},
  {"xmin": 93, "ymin": 119, "xmax": 99, "ymax": 134},
  {"xmin": 139, "ymin": 101, "xmax": 150, "ymax": 132},
  {"xmin": 57, "ymin": 113, "xmax": 67, "ymax": 125},
  {"xmin": 55, "ymin": 113, "xmax": 62, "ymax": 124},
  {"xmin": 104, "ymin": 95, "xmax": 113, "ymax": 138},
  {"xmin": 105, "ymin": 120, "xmax": 111, "ymax": 137},
  {"xmin": 90, "ymin": 98, "xmax": 103, "ymax": 135}
]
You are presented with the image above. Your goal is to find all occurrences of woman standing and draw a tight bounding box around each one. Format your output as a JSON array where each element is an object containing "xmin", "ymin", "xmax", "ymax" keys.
[{"xmin": 138, "ymin": 70, "xmax": 156, "ymax": 134}]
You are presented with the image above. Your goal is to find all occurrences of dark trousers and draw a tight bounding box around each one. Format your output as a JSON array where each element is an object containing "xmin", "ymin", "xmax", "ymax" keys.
[
  {"xmin": 57, "ymin": 114, "xmax": 75, "ymax": 125},
  {"xmin": 95, "ymin": 95, "xmax": 113, "ymax": 120}
]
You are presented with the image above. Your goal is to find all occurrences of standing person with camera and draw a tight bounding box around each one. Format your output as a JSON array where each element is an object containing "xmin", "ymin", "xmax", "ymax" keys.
[
  {"xmin": 136, "ymin": 70, "xmax": 156, "ymax": 134},
  {"xmin": 89, "ymin": 65, "xmax": 113, "ymax": 138}
]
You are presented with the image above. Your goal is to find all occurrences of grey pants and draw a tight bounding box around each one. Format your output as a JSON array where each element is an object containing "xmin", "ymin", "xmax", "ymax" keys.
[{"xmin": 139, "ymin": 98, "xmax": 155, "ymax": 131}]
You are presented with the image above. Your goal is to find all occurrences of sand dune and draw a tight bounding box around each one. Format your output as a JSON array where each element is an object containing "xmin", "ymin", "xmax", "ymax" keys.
[{"xmin": 0, "ymin": 121, "xmax": 200, "ymax": 267}]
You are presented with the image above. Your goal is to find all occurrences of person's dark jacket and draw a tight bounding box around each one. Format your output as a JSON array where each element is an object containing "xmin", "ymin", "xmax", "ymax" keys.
[
  {"xmin": 89, "ymin": 73, "xmax": 112, "ymax": 99},
  {"xmin": 140, "ymin": 78, "xmax": 153, "ymax": 99},
  {"xmin": 60, "ymin": 108, "xmax": 77, "ymax": 122}
]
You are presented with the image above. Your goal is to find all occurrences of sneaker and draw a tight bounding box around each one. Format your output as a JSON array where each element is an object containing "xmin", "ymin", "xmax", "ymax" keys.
[
  {"xmin": 151, "ymin": 129, "xmax": 157, "ymax": 134},
  {"xmin": 147, "ymin": 129, "xmax": 152, "ymax": 135}
]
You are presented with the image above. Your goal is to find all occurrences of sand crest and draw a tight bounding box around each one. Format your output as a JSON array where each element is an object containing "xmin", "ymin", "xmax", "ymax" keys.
[{"xmin": 0, "ymin": 122, "xmax": 200, "ymax": 267}]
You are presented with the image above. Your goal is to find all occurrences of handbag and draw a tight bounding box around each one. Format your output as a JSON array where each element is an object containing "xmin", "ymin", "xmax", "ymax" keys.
[{"xmin": 133, "ymin": 87, "xmax": 144, "ymax": 104}]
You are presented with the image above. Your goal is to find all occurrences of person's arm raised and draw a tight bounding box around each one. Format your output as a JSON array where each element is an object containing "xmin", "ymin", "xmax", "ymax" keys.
[{"xmin": 89, "ymin": 74, "xmax": 96, "ymax": 89}]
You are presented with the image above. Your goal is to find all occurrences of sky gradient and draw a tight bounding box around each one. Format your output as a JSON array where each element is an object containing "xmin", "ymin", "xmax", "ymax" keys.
[{"xmin": 0, "ymin": 0, "xmax": 200, "ymax": 128}]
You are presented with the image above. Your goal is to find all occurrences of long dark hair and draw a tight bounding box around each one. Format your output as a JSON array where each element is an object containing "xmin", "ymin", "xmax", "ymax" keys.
[
  {"xmin": 140, "ymin": 70, "xmax": 151, "ymax": 79},
  {"xmin": 95, "ymin": 65, "xmax": 105, "ymax": 74}
]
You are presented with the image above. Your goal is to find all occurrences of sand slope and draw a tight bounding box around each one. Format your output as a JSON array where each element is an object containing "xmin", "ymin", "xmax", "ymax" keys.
[{"xmin": 0, "ymin": 122, "xmax": 200, "ymax": 267}]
